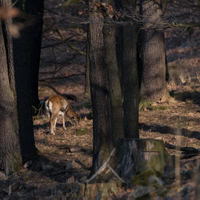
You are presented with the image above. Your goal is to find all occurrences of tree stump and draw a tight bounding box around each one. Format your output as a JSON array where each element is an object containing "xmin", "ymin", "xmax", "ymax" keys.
[{"xmin": 115, "ymin": 138, "xmax": 174, "ymax": 180}]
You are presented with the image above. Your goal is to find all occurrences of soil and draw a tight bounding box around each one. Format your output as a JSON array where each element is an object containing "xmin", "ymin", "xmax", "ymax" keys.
[{"xmin": 0, "ymin": 1, "xmax": 200, "ymax": 199}]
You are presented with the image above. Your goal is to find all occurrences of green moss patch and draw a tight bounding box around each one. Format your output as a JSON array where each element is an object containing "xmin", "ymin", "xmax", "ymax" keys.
[
  {"xmin": 151, "ymin": 106, "xmax": 169, "ymax": 110},
  {"xmin": 74, "ymin": 128, "xmax": 88, "ymax": 136},
  {"xmin": 131, "ymin": 170, "xmax": 162, "ymax": 188},
  {"xmin": 139, "ymin": 101, "xmax": 151, "ymax": 111}
]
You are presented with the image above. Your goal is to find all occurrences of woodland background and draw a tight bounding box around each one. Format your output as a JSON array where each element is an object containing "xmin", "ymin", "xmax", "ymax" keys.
[{"xmin": 0, "ymin": 0, "xmax": 200, "ymax": 199}]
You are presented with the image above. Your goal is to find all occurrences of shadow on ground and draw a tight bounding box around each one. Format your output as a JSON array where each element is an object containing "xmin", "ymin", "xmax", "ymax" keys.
[{"xmin": 139, "ymin": 123, "xmax": 200, "ymax": 140}]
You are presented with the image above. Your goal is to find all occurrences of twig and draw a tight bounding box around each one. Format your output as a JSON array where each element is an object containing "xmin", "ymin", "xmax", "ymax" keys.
[
  {"xmin": 88, "ymin": 148, "xmax": 116, "ymax": 183},
  {"xmin": 75, "ymin": 159, "xmax": 92, "ymax": 170},
  {"xmin": 106, "ymin": 163, "xmax": 126, "ymax": 183},
  {"xmin": 55, "ymin": 28, "xmax": 86, "ymax": 56}
]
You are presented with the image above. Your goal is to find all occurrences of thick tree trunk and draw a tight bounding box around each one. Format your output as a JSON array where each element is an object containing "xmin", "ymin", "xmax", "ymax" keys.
[
  {"xmin": 13, "ymin": 1, "xmax": 36, "ymax": 160},
  {"xmin": 139, "ymin": 0, "xmax": 167, "ymax": 102},
  {"xmin": 25, "ymin": 0, "xmax": 44, "ymax": 113},
  {"xmin": 0, "ymin": 1, "xmax": 22, "ymax": 174},
  {"xmin": 89, "ymin": 10, "xmax": 113, "ymax": 174},
  {"xmin": 103, "ymin": 23, "xmax": 124, "ymax": 143},
  {"xmin": 122, "ymin": 3, "xmax": 139, "ymax": 138}
]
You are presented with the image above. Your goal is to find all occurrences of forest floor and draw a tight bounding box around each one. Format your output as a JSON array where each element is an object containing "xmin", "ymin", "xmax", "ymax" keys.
[{"xmin": 1, "ymin": 1, "xmax": 200, "ymax": 199}]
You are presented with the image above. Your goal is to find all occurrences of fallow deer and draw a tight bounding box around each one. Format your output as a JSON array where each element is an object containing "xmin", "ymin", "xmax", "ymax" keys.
[{"xmin": 45, "ymin": 95, "xmax": 80, "ymax": 135}]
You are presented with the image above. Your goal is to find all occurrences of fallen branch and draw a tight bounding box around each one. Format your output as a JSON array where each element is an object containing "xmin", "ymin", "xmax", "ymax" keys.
[
  {"xmin": 107, "ymin": 163, "xmax": 126, "ymax": 183},
  {"xmin": 75, "ymin": 159, "xmax": 92, "ymax": 170},
  {"xmin": 75, "ymin": 148, "xmax": 126, "ymax": 184}
]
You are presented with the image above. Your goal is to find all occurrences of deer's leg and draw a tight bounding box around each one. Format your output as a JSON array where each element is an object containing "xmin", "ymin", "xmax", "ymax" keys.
[
  {"xmin": 50, "ymin": 111, "xmax": 59, "ymax": 135},
  {"xmin": 62, "ymin": 113, "xmax": 67, "ymax": 131},
  {"xmin": 54, "ymin": 117, "xmax": 58, "ymax": 130}
]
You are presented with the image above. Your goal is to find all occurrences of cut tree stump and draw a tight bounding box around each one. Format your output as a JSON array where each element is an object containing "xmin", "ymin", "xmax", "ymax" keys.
[
  {"xmin": 75, "ymin": 138, "xmax": 174, "ymax": 184},
  {"xmin": 115, "ymin": 138, "xmax": 175, "ymax": 180}
]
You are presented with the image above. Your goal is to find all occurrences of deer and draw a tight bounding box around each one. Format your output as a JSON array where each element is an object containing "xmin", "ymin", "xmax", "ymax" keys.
[{"xmin": 45, "ymin": 95, "xmax": 80, "ymax": 135}]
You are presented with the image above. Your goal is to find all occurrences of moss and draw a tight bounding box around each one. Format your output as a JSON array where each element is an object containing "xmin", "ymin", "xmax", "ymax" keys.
[
  {"xmin": 38, "ymin": 88, "xmax": 46, "ymax": 92},
  {"xmin": 151, "ymin": 106, "xmax": 169, "ymax": 110},
  {"xmin": 139, "ymin": 100, "xmax": 151, "ymax": 111},
  {"xmin": 131, "ymin": 170, "xmax": 162, "ymax": 187},
  {"xmin": 170, "ymin": 66, "xmax": 178, "ymax": 69},
  {"xmin": 74, "ymin": 128, "xmax": 88, "ymax": 136}
]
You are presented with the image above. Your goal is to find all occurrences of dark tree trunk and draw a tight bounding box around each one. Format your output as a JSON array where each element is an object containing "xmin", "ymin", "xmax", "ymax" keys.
[
  {"xmin": 103, "ymin": 23, "xmax": 124, "ymax": 143},
  {"xmin": 122, "ymin": 0, "xmax": 139, "ymax": 138},
  {"xmin": 84, "ymin": 28, "xmax": 91, "ymax": 102},
  {"xmin": 13, "ymin": 1, "xmax": 36, "ymax": 160},
  {"xmin": 25, "ymin": 0, "xmax": 44, "ymax": 113},
  {"xmin": 0, "ymin": 0, "xmax": 22, "ymax": 174},
  {"xmin": 89, "ymin": 8, "xmax": 113, "ymax": 174},
  {"xmin": 139, "ymin": 0, "xmax": 167, "ymax": 102}
]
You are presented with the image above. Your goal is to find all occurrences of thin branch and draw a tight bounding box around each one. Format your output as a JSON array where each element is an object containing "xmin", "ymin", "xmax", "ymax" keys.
[
  {"xmin": 55, "ymin": 28, "xmax": 86, "ymax": 56},
  {"xmin": 88, "ymin": 148, "xmax": 116, "ymax": 183},
  {"xmin": 106, "ymin": 163, "xmax": 126, "ymax": 183},
  {"xmin": 39, "ymin": 73, "xmax": 85, "ymax": 82}
]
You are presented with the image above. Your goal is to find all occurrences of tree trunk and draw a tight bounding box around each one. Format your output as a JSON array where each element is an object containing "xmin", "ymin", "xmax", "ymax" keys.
[
  {"xmin": 0, "ymin": 1, "xmax": 22, "ymax": 174},
  {"xmin": 122, "ymin": 0, "xmax": 139, "ymax": 138},
  {"xmin": 83, "ymin": 28, "xmax": 91, "ymax": 102},
  {"xmin": 25, "ymin": 0, "xmax": 44, "ymax": 114},
  {"xmin": 89, "ymin": 8, "xmax": 113, "ymax": 174},
  {"xmin": 139, "ymin": 0, "xmax": 167, "ymax": 102},
  {"xmin": 13, "ymin": 1, "xmax": 36, "ymax": 160},
  {"xmin": 103, "ymin": 23, "xmax": 124, "ymax": 143}
]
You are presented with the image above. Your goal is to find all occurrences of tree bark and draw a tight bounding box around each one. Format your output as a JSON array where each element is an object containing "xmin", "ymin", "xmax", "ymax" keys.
[
  {"xmin": 25, "ymin": 0, "xmax": 44, "ymax": 113},
  {"xmin": 89, "ymin": 8, "xmax": 113, "ymax": 174},
  {"xmin": 139, "ymin": 0, "xmax": 167, "ymax": 102},
  {"xmin": 122, "ymin": 0, "xmax": 139, "ymax": 138},
  {"xmin": 115, "ymin": 139, "xmax": 174, "ymax": 179},
  {"xmin": 103, "ymin": 23, "xmax": 124, "ymax": 143},
  {"xmin": 13, "ymin": 0, "xmax": 36, "ymax": 160},
  {"xmin": 83, "ymin": 28, "xmax": 91, "ymax": 102},
  {"xmin": 0, "ymin": 0, "xmax": 22, "ymax": 174}
]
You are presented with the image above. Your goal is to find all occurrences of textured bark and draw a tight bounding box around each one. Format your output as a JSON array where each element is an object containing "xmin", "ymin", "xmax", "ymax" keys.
[
  {"xmin": 195, "ymin": 162, "xmax": 200, "ymax": 198},
  {"xmin": 103, "ymin": 23, "xmax": 124, "ymax": 143},
  {"xmin": 115, "ymin": 138, "xmax": 174, "ymax": 179},
  {"xmin": 139, "ymin": 0, "xmax": 166, "ymax": 102},
  {"xmin": 89, "ymin": 9, "xmax": 113, "ymax": 174},
  {"xmin": 83, "ymin": 29, "xmax": 91, "ymax": 102},
  {"xmin": 13, "ymin": 0, "xmax": 36, "ymax": 160},
  {"xmin": 26, "ymin": 0, "xmax": 44, "ymax": 106},
  {"xmin": 25, "ymin": 0, "xmax": 44, "ymax": 111},
  {"xmin": 0, "ymin": 0, "xmax": 22, "ymax": 174},
  {"xmin": 122, "ymin": 0, "xmax": 139, "ymax": 138}
]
